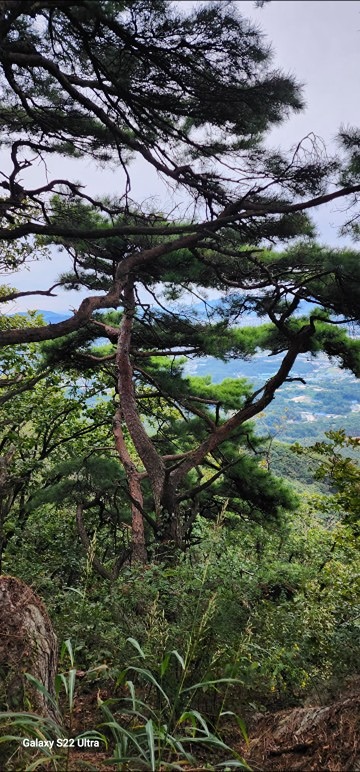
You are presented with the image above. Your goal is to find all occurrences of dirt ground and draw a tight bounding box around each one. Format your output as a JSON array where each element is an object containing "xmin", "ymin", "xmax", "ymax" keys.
[
  {"xmin": 62, "ymin": 682, "xmax": 360, "ymax": 771},
  {"xmin": 6, "ymin": 683, "xmax": 359, "ymax": 771},
  {"xmin": 238, "ymin": 692, "xmax": 360, "ymax": 771}
]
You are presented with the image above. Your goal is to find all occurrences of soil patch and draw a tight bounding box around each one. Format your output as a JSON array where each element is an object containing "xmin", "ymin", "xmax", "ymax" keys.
[{"xmin": 239, "ymin": 694, "xmax": 360, "ymax": 771}]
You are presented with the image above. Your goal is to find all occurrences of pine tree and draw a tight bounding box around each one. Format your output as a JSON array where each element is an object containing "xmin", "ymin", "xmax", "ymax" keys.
[{"xmin": 1, "ymin": 1, "xmax": 360, "ymax": 561}]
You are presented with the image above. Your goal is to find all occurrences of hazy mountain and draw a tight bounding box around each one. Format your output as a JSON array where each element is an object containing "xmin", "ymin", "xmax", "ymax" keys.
[{"xmin": 15, "ymin": 310, "xmax": 70, "ymax": 324}]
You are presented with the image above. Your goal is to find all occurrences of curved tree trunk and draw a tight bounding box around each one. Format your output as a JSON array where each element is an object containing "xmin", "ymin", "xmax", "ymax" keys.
[
  {"xmin": 113, "ymin": 407, "xmax": 147, "ymax": 564},
  {"xmin": 0, "ymin": 575, "xmax": 59, "ymax": 721},
  {"xmin": 116, "ymin": 281, "xmax": 166, "ymax": 516}
]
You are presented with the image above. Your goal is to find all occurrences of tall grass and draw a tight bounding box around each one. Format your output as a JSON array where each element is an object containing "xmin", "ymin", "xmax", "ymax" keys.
[
  {"xmin": 0, "ymin": 637, "xmax": 249, "ymax": 771},
  {"xmin": 0, "ymin": 515, "xmax": 250, "ymax": 770}
]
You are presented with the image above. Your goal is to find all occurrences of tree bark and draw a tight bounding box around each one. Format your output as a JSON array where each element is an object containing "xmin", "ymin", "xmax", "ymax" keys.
[
  {"xmin": 0, "ymin": 575, "xmax": 59, "ymax": 721},
  {"xmin": 116, "ymin": 280, "xmax": 166, "ymax": 514},
  {"xmin": 113, "ymin": 286, "xmax": 317, "ymax": 556},
  {"xmin": 113, "ymin": 407, "xmax": 147, "ymax": 564}
]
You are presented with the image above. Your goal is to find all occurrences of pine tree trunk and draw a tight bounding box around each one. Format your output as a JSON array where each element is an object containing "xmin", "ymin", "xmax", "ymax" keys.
[
  {"xmin": 0, "ymin": 575, "xmax": 59, "ymax": 721},
  {"xmin": 113, "ymin": 407, "xmax": 147, "ymax": 564}
]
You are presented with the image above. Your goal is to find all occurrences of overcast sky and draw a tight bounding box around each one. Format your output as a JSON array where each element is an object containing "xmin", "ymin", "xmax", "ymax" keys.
[{"xmin": 2, "ymin": 0, "xmax": 360, "ymax": 313}]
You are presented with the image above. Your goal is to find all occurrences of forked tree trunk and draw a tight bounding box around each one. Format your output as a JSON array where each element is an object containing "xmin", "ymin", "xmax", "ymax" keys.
[
  {"xmin": 113, "ymin": 408, "xmax": 147, "ymax": 564},
  {"xmin": 0, "ymin": 575, "xmax": 59, "ymax": 721}
]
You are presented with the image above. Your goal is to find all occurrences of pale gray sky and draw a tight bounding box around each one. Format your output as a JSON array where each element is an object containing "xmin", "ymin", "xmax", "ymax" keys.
[{"xmin": 2, "ymin": 0, "xmax": 360, "ymax": 313}]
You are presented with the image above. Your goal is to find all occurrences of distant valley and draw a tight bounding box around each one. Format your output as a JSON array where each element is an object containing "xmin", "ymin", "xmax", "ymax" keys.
[
  {"xmin": 23, "ymin": 309, "xmax": 360, "ymax": 444},
  {"xmin": 185, "ymin": 352, "xmax": 359, "ymax": 443}
]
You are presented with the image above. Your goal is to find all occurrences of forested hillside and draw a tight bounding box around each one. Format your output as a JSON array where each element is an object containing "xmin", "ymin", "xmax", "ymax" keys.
[
  {"xmin": 0, "ymin": 1, "xmax": 359, "ymax": 770},
  {"xmin": 23, "ymin": 308, "xmax": 360, "ymax": 443}
]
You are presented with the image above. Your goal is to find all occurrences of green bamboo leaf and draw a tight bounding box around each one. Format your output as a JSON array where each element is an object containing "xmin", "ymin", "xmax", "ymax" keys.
[
  {"xmin": 169, "ymin": 650, "xmax": 186, "ymax": 671},
  {"xmin": 0, "ymin": 711, "xmax": 43, "ymax": 719},
  {"xmin": 125, "ymin": 679, "xmax": 137, "ymax": 711},
  {"xmin": 24, "ymin": 673, "xmax": 59, "ymax": 714},
  {"xmin": 180, "ymin": 734, "xmax": 235, "ymax": 751},
  {"xmin": 182, "ymin": 677, "xmax": 241, "ymax": 693},
  {"xmin": 165, "ymin": 735, "xmax": 195, "ymax": 764},
  {"xmin": 100, "ymin": 720, "xmax": 148, "ymax": 761},
  {"xmin": 0, "ymin": 735, "xmax": 25, "ymax": 744},
  {"xmin": 0, "ymin": 712, "xmax": 62, "ymax": 741},
  {"xmin": 160, "ymin": 649, "xmax": 186, "ymax": 677},
  {"xmin": 56, "ymin": 672, "xmax": 69, "ymax": 698},
  {"xmin": 61, "ymin": 639, "xmax": 75, "ymax": 667},
  {"xmin": 126, "ymin": 637, "xmax": 146, "ymax": 659},
  {"xmin": 145, "ymin": 719, "xmax": 156, "ymax": 771},
  {"xmin": 75, "ymin": 730, "xmax": 108, "ymax": 748},
  {"xmin": 160, "ymin": 652, "xmax": 170, "ymax": 677},
  {"xmin": 220, "ymin": 711, "xmax": 249, "ymax": 744},
  {"xmin": 181, "ymin": 709, "xmax": 210, "ymax": 735},
  {"xmin": 115, "ymin": 669, "xmax": 127, "ymax": 687},
  {"xmin": 177, "ymin": 711, "xmax": 197, "ymax": 729},
  {"xmin": 126, "ymin": 666, "xmax": 170, "ymax": 705},
  {"xmin": 119, "ymin": 698, "xmax": 158, "ymax": 722},
  {"xmin": 68, "ymin": 668, "xmax": 77, "ymax": 712}
]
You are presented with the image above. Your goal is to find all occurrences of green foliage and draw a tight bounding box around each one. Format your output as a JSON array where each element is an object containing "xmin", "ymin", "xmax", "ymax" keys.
[
  {"xmin": 100, "ymin": 637, "xmax": 249, "ymax": 770},
  {"xmin": 265, "ymin": 442, "xmax": 329, "ymax": 492},
  {"xmin": 5, "ymin": 487, "xmax": 359, "ymax": 714},
  {"xmin": 0, "ymin": 637, "xmax": 249, "ymax": 771},
  {"xmin": 0, "ymin": 2, "xmax": 360, "ymax": 748},
  {"xmin": 1, "ymin": 323, "xmax": 301, "ymax": 575},
  {"xmin": 1, "ymin": 317, "xmax": 360, "ymax": 722},
  {"xmin": 0, "ymin": 647, "xmax": 107, "ymax": 771},
  {"xmin": 0, "ymin": 323, "xmax": 119, "ymax": 573},
  {"xmin": 0, "ymin": 0, "xmax": 303, "ymax": 171},
  {"xmin": 293, "ymin": 430, "xmax": 360, "ymax": 529}
]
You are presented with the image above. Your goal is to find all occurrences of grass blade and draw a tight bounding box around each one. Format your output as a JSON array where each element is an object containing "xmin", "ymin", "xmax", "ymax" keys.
[
  {"xmin": 126, "ymin": 666, "xmax": 170, "ymax": 705},
  {"xmin": 68, "ymin": 668, "xmax": 77, "ymax": 712},
  {"xmin": 24, "ymin": 674, "xmax": 59, "ymax": 715},
  {"xmin": 145, "ymin": 719, "xmax": 156, "ymax": 771},
  {"xmin": 181, "ymin": 677, "xmax": 242, "ymax": 694},
  {"xmin": 126, "ymin": 637, "xmax": 146, "ymax": 659},
  {"xmin": 220, "ymin": 711, "xmax": 249, "ymax": 744}
]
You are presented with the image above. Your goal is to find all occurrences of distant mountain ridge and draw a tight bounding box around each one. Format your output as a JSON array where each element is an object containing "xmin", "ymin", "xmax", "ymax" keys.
[
  {"xmin": 15, "ymin": 310, "xmax": 70, "ymax": 324},
  {"xmin": 14, "ymin": 299, "xmax": 317, "ymax": 326}
]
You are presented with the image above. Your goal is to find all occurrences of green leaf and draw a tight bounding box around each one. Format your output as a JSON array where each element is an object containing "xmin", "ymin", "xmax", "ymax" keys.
[
  {"xmin": 220, "ymin": 712, "xmax": 249, "ymax": 744},
  {"xmin": 145, "ymin": 719, "xmax": 156, "ymax": 771},
  {"xmin": 160, "ymin": 652, "xmax": 171, "ymax": 677},
  {"xmin": 126, "ymin": 666, "xmax": 170, "ymax": 705},
  {"xmin": 68, "ymin": 668, "xmax": 77, "ymax": 713},
  {"xmin": 125, "ymin": 679, "xmax": 137, "ymax": 711},
  {"xmin": 182, "ymin": 677, "xmax": 242, "ymax": 694},
  {"xmin": 23, "ymin": 675, "xmax": 60, "ymax": 718},
  {"xmin": 126, "ymin": 637, "xmax": 146, "ymax": 659},
  {"xmin": 180, "ymin": 709, "xmax": 210, "ymax": 735},
  {"xmin": 169, "ymin": 650, "xmax": 186, "ymax": 671},
  {"xmin": 61, "ymin": 639, "xmax": 75, "ymax": 667}
]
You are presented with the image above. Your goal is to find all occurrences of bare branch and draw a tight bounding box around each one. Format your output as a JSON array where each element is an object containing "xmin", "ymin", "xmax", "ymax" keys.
[{"xmin": 0, "ymin": 284, "xmax": 61, "ymax": 302}]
